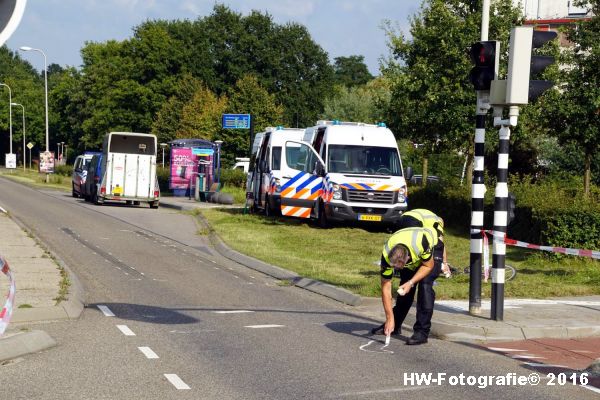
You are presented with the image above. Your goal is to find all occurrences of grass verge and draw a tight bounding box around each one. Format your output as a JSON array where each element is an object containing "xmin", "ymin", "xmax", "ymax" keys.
[
  {"xmin": 0, "ymin": 168, "xmax": 71, "ymax": 192},
  {"xmin": 199, "ymin": 208, "xmax": 600, "ymax": 299}
]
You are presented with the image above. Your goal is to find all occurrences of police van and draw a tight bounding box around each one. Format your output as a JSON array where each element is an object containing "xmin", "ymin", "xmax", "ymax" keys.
[
  {"xmin": 246, "ymin": 126, "xmax": 306, "ymax": 215},
  {"xmin": 280, "ymin": 120, "xmax": 408, "ymax": 226}
]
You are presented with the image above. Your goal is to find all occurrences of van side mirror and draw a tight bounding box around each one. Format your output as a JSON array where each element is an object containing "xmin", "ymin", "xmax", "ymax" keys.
[
  {"xmin": 315, "ymin": 161, "xmax": 325, "ymax": 177},
  {"xmin": 405, "ymin": 166, "xmax": 414, "ymax": 181}
]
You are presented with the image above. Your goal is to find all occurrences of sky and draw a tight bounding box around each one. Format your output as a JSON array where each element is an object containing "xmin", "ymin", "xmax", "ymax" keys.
[{"xmin": 5, "ymin": 0, "xmax": 420, "ymax": 76}]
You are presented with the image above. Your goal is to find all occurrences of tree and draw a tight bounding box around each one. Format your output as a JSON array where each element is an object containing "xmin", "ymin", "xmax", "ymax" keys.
[
  {"xmin": 321, "ymin": 77, "xmax": 391, "ymax": 123},
  {"xmin": 224, "ymin": 74, "xmax": 283, "ymax": 165},
  {"xmin": 333, "ymin": 55, "xmax": 373, "ymax": 87},
  {"xmin": 177, "ymin": 85, "xmax": 227, "ymax": 142},
  {"xmin": 539, "ymin": 0, "xmax": 600, "ymax": 198},
  {"xmin": 382, "ymin": 0, "xmax": 522, "ymax": 184}
]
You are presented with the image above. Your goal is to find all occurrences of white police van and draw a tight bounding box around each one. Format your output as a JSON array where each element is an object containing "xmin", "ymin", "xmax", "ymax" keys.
[
  {"xmin": 280, "ymin": 120, "xmax": 408, "ymax": 226},
  {"xmin": 246, "ymin": 126, "xmax": 307, "ymax": 215}
]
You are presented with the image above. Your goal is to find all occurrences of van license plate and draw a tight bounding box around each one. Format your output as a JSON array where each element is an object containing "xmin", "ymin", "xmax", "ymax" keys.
[{"xmin": 358, "ymin": 214, "xmax": 381, "ymax": 222}]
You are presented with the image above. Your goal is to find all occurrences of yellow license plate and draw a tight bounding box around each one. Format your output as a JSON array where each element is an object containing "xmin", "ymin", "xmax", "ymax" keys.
[
  {"xmin": 113, "ymin": 186, "xmax": 123, "ymax": 196},
  {"xmin": 358, "ymin": 214, "xmax": 382, "ymax": 222}
]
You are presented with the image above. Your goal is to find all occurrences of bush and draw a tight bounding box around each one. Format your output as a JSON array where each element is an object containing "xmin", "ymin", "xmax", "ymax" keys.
[
  {"xmin": 220, "ymin": 168, "xmax": 247, "ymax": 189},
  {"xmin": 156, "ymin": 166, "xmax": 170, "ymax": 193},
  {"xmin": 409, "ymin": 175, "xmax": 600, "ymax": 253},
  {"xmin": 54, "ymin": 164, "xmax": 73, "ymax": 177}
]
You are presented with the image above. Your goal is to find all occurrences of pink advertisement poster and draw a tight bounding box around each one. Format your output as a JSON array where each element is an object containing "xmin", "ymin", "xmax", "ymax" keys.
[{"xmin": 170, "ymin": 148, "xmax": 196, "ymax": 189}]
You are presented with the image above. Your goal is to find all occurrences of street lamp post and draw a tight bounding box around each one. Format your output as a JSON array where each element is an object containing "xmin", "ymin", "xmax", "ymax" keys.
[
  {"xmin": 215, "ymin": 140, "xmax": 223, "ymax": 190},
  {"xmin": 0, "ymin": 83, "xmax": 13, "ymax": 155},
  {"xmin": 10, "ymin": 102, "xmax": 25, "ymax": 172},
  {"xmin": 19, "ymin": 46, "xmax": 48, "ymax": 152},
  {"xmin": 160, "ymin": 143, "xmax": 167, "ymax": 168}
]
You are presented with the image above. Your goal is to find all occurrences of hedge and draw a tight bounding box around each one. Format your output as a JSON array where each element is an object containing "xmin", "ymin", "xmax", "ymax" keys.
[{"xmin": 408, "ymin": 176, "xmax": 600, "ymax": 253}]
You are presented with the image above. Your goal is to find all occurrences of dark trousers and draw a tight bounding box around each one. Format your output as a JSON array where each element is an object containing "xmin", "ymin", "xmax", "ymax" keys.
[{"xmin": 393, "ymin": 243, "xmax": 443, "ymax": 338}]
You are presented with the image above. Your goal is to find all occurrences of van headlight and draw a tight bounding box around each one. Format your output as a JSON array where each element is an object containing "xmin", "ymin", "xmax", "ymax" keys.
[
  {"xmin": 397, "ymin": 186, "xmax": 407, "ymax": 203},
  {"xmin": 274, "ymin": 178, "xmax": 281, "ymax": 193},
  {"xmin": 332, "ymin": 183, "xmax": 342, "ymax": 200}
]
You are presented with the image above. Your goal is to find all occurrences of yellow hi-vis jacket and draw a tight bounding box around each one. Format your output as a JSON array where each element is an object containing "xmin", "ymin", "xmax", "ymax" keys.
[
  {"xmin": 380, "ymin": 227, "xmax": 438, "ymax": 279},
  {"xmin": 401, "ymin": 209, "xmax": 444, "ymax": 237}
]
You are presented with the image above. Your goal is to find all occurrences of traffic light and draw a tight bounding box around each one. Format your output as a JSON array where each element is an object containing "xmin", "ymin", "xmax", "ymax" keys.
[
  {"xmin": 506, "ymin": 26, "xmax": 558, "ymax": 104},
  {"xmin": 469, "ymin": 41, "xmax": 500, "ymax": 91}
]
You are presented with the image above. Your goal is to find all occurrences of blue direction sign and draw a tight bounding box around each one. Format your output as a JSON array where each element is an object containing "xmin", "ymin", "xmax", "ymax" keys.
[{"xmin": 222, "ymin": 114, "xmax": 251, "ymax": 129}]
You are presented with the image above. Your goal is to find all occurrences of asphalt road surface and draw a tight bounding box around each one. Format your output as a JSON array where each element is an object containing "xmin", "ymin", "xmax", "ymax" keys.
[{"xmin": 0, "ymin": 176, "xmax": 597, "ymax": 400}]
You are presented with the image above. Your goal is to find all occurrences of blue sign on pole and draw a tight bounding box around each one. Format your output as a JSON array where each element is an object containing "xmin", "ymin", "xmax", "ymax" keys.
[{"xmin": 222, "ymin": 114, "xmax": 251, "ymax": 129}]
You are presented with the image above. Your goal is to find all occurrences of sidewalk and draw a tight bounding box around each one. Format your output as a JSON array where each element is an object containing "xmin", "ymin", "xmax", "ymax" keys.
[
  {"xmin": 0, "ymin": 208, "xmax": 84, "ymax": 362},
  {"xmin": 161, "ymin": 195, "xmax": 600, "ymax": 372}
]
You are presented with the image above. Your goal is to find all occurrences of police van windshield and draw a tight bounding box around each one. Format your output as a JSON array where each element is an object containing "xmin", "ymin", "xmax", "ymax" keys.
[{"xmin": 328, "ymin": 145, "xmax": 401, "ymax": 176}]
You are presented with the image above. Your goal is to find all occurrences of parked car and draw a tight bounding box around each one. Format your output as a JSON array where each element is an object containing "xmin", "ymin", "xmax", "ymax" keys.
[
  {"xmin": 82, "ymin": 154, "xmax": 103, "ymax": 203},
  {"xmin": 71, "ymin": 152, "xmax": 101, "ymax": 198},
  {"xmin": 409, "ymin": 174, "xmax": 441, "ymax": 185}
]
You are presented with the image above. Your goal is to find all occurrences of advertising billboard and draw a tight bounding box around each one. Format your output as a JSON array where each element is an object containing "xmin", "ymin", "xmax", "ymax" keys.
[{"xmin": 39, "ymin": 151, "xmax": 55, "ymax": 173}]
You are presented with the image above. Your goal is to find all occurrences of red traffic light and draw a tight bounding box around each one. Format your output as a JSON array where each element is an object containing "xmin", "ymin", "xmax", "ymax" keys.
[{"xmin": 469, "ymin": 41, "xmax": 499, "ymax": 91}]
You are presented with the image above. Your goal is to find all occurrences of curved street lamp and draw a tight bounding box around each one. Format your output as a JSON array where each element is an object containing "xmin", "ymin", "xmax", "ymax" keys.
[
  {"xmin": 19, "ymin": 46, "xmax": 49, "ymax": 152},
  {"xmin": 10, "ymin": 102, "xmax": 25, "ymax": 171}
]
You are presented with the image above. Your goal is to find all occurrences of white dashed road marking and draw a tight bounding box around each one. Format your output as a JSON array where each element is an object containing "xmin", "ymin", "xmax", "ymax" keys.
[
  {"xmin": 138, "ymin": 346, "xmax": 159, "ymax": 359},
  {"xmin": 97, "ymin": 305, "xmax": 115, "ymax": 317},
  {"xmin": 244, "ymin": 324, "xmax": 285, "ymax": 329},
  {"xmin": 213, "ymin": 310, "xmax": 254, "ymax": 314},
  {"xmin": 116, "ymin": 325, "xmax": 136, "ymax": 336},
  {"xmin": 164, "ymin": 374, "xmax": 191, "ymax": 390}
]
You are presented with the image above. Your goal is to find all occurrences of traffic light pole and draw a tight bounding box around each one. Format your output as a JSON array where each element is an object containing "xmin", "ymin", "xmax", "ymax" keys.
[
  {"xmin": 468, "ymin": 0, "xmax": 491, "ymax": 316},
  {"xmin": 469, "ymin": 95, "xmax": 488, "ymax": 315},
  {"xmin": 491, "ymin": 122, "xmax": 511, "ymax": 321}
]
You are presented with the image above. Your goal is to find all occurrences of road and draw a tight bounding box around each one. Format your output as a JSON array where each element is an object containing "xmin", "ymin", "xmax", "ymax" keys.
[{"xmin": 0, "ymin": 176, "xmax": 596, "ymax": 399}]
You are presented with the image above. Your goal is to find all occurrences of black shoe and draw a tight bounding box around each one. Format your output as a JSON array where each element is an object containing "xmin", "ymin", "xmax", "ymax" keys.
[
  {"xmin": 370, "ymin": 324, "xmax": 400, "ymax": 336},
  {"xmin": 406, "ymin": 335, "xmax": 428, "ymax": 345}
]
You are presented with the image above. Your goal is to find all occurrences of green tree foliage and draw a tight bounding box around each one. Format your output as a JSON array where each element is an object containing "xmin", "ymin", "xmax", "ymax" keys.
[
  {"xmin": 178, "ymin": 85, "xmax": 227, "ymax": 141},
  {"xmin": 321, "ymin": 77, "xmax": 391, "ymax": 123},
  {"xmin": 539, "ymin": 0, "xmax": 600, "ymax": 198},
  {"xmin": 333, "ymin": 55, "xmax": 373, "ymax": 87},
  {"xmin": 382, "ymin": 0, "xmax": 522, "ymax": 178},
  {"xmin": 224, "ymin": 74, "xmax": 284, "ymax": 165},
  {"xmin": 0, "ymin": 47, "xmax": 46, "ymax": 159}
]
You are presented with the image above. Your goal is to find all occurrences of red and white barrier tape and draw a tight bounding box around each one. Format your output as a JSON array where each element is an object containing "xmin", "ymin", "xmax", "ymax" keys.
[
  {"xmin": 0, "ymin": 256, "xmax": 16, "ymax": 336},
  {"xmin": 471, "ymin": 229, "xmax": 600, "ymax": 260}
]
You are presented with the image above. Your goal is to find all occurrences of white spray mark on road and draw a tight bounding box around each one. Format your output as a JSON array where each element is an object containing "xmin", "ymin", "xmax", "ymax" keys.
[
  {"xmin": 359, "ymin": 339, "xmax": 394, "ymax": 354},
  {"xmin": 245, "ymin": 325, "xmax": 285, "ymax": 329},
  {"xmin": 213, "ymin": 310, "xmax": 254, "ymax": 314}
]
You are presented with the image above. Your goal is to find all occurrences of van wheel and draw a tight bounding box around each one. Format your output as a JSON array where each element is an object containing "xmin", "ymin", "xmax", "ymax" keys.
[
  {"xmin": 318, "ymin": 201, "xmax": 329, "ymax": 228},
  {"xmin": 72, "ymin": 184, "xmax": 78, "ymax": 198},
  {"xmin": 264, "ymin": 196, "xmax": 272, "ymax": 217},
  {"xmin": 93, "ymin": 190, "xmax": 103, "ymax": 205}
]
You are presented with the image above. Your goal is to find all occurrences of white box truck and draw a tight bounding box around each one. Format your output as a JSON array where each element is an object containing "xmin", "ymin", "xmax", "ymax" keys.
[
  {"xmin": 246, "ymin": 126, "xmax": 306, "ymax": 215},
  {"xmin": 95, "ymin": 132, "xmax": 160, "ymax": 208},
  {"xmin": 280, "ymin": 120, "xmax": 408, "ymax": 226}
]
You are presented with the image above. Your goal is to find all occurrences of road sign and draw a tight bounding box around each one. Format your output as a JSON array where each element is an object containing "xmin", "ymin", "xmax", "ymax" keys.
[
  {"xmin": 26, "ymin": 142, "xmax": 33, "ymax": 150},
  {"xmin": 222, "ymin": 114, "xmax": 251, "ymax": 129},
  {"xmin": 5, "ymin": 153, "xmax": 16, "ymax": 169}
]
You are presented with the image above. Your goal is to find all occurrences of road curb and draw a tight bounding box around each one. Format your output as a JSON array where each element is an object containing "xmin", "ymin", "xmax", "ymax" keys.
[
  {"xmin": 0, "ymin": 330, "xmax": 57, "ymax": 362},
  {"xmin": 0, "ymin": 212, "xmax": 86, "ymax": 362},
  {"xmin": 8, "ymin": 212, "xmax": 86, "ymax": 323}
]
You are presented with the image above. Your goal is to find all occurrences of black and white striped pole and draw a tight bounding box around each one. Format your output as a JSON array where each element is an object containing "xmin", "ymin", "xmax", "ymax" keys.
[
  {"xmin": 469, "ymin": 107, "xmax": 487, "ymax": 315},
  {"xmin": 491, "ymin": 123, "xmax": 511, "ymax": 321},
  {"xmin": 467, "ymin": 0, "xmax": 498, "ymax": 316}
]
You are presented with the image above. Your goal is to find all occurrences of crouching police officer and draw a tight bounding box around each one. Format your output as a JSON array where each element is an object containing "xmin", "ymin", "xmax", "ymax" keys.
[{"xmin": 373, "ymin": 209, "xmax": 446, "ymax": 345}]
